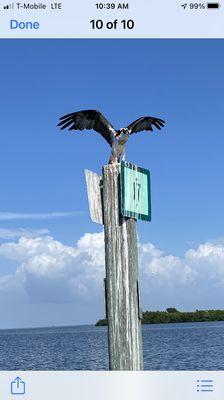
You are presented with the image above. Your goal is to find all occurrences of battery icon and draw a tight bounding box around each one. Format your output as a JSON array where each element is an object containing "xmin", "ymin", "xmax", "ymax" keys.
[{"xmin": 207, "ymin": 2, "xmax": 220, "ymax": 8}]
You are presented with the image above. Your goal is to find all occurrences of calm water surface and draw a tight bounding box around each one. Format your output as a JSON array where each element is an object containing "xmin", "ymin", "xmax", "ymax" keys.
[{"xmin": 0, "ymin": 322, "xmax": 224, "ymax": 370}]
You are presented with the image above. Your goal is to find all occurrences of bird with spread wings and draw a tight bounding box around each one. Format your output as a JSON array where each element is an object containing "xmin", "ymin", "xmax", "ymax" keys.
[{"xmin": 58, "ymin": 110, "xmax": 165, "ymax": 164}]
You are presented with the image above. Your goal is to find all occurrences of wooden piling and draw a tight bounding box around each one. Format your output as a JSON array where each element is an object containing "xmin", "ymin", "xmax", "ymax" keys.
[{"xmin": 102, "ymin": 163, "xmax": 143, "ymax": 371}]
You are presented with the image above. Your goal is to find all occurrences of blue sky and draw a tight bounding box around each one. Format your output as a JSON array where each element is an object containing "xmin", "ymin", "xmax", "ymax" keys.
[{"xmin": 0, "ymin": 39, "xmax": 224, "ymax": 328}]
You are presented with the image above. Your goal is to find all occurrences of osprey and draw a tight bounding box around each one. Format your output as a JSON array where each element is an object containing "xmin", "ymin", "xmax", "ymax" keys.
[{"xmin": 58, "ymin": 110, "xmax": 165, "ymax": 164}]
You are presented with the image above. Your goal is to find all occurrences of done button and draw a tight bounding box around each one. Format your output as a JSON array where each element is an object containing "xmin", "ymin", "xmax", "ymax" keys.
[{"xmin": 10, "ymin": 20, "xmax": 40, "ymax": 29}]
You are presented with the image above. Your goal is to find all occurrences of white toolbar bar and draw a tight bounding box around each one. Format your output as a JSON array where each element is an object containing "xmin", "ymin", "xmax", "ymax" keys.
[
  {"xmin": 0, "ymin": 371, "xmax": 223, "ymax": 400},
  {"xmin": 0, "ymin": 0, "xmax": 224, "ymax": 38}
]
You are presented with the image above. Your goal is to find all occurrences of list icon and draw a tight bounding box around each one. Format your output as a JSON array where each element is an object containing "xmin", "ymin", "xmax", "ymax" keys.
[{"xmin": 197, "ymin": 379, "xmax": 214, "ymax": 392}]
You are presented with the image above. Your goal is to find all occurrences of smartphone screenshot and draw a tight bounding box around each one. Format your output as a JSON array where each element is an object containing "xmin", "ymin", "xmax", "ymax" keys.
[{"xmin": 0, "ymin": 1, "xmax": 223, "ymax": 399}]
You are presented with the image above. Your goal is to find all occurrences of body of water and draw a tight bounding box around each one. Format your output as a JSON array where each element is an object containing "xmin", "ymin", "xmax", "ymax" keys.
[{"xmin": 0, "ymin": 321, "xmax": 224, "ymax": 370}]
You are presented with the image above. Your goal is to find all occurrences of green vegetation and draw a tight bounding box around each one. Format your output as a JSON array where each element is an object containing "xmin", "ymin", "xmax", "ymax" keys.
[{"xmin": 95, "ymin": 308, "xmax": 224, "ymax": 326}]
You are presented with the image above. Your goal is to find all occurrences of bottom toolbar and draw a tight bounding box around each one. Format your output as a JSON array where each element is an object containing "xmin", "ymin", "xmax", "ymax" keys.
[{"xmin": 0, "ymin": 371, "xmax": 223, "ymax": 400}]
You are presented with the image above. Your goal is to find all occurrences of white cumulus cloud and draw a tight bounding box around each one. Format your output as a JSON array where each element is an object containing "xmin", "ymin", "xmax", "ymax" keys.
[
  {"xmin": 0, "ymin": 232, "xmax": 224, "ymax": 310},
  {"xmin": 0, "ymin": 232, "xmax": 105, "ymax": 303},
  {"xmin": 139, "ymin": 242, "xmax": 196, "ymax": 285}
]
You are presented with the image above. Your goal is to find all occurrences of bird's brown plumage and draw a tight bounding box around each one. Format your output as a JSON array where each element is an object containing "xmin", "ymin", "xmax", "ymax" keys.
[{"xmin": 58, "ymin": 109, "xmax": 166, "ymax": 163}]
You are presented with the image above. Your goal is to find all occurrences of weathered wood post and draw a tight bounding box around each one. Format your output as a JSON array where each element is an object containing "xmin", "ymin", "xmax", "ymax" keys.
[{"xmin": 102, "ymin": 163, "xmax": 143, "ymax": 370}]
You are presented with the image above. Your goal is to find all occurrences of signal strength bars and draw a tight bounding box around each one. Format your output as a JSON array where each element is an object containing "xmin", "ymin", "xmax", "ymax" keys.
[{"xmin": 3, "ymin": 3, "xmax": 14, "ymax": 9}]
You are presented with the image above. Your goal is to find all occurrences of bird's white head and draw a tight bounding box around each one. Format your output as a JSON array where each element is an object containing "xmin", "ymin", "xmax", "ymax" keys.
[{"xmin": 117, "ymin": 127, "xmax": 130, "ymax": 140}]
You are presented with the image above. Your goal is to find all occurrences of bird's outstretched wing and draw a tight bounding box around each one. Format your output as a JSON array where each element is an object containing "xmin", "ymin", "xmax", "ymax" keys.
[
  {"xmin": 58, "ymin": 110, "xmax": 116, "ymax": 146},
  {"xmin": 127, "ymin": 116, "xmax": 165, "ymax": 134}
]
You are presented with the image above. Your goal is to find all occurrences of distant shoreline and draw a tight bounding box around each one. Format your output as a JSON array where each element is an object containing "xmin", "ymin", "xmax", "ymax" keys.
[
  {"xmin": 95, "ymin": 308, "xmax": 224, "ymax": 326},
  {"xmin": 2, "ymin": 309, "xmax": 224, "ymax": 330}
]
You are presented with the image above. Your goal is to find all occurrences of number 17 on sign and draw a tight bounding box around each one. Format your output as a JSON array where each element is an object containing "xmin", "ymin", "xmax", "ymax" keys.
[{"xmin": 120, "ymin": 161, "xmax": 151, "ymax": 222}]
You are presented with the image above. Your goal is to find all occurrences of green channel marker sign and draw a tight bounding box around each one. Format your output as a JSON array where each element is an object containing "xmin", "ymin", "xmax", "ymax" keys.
[{"xmin": 120, "ymin": 161, "xmax": 151, "ymax": 222}]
